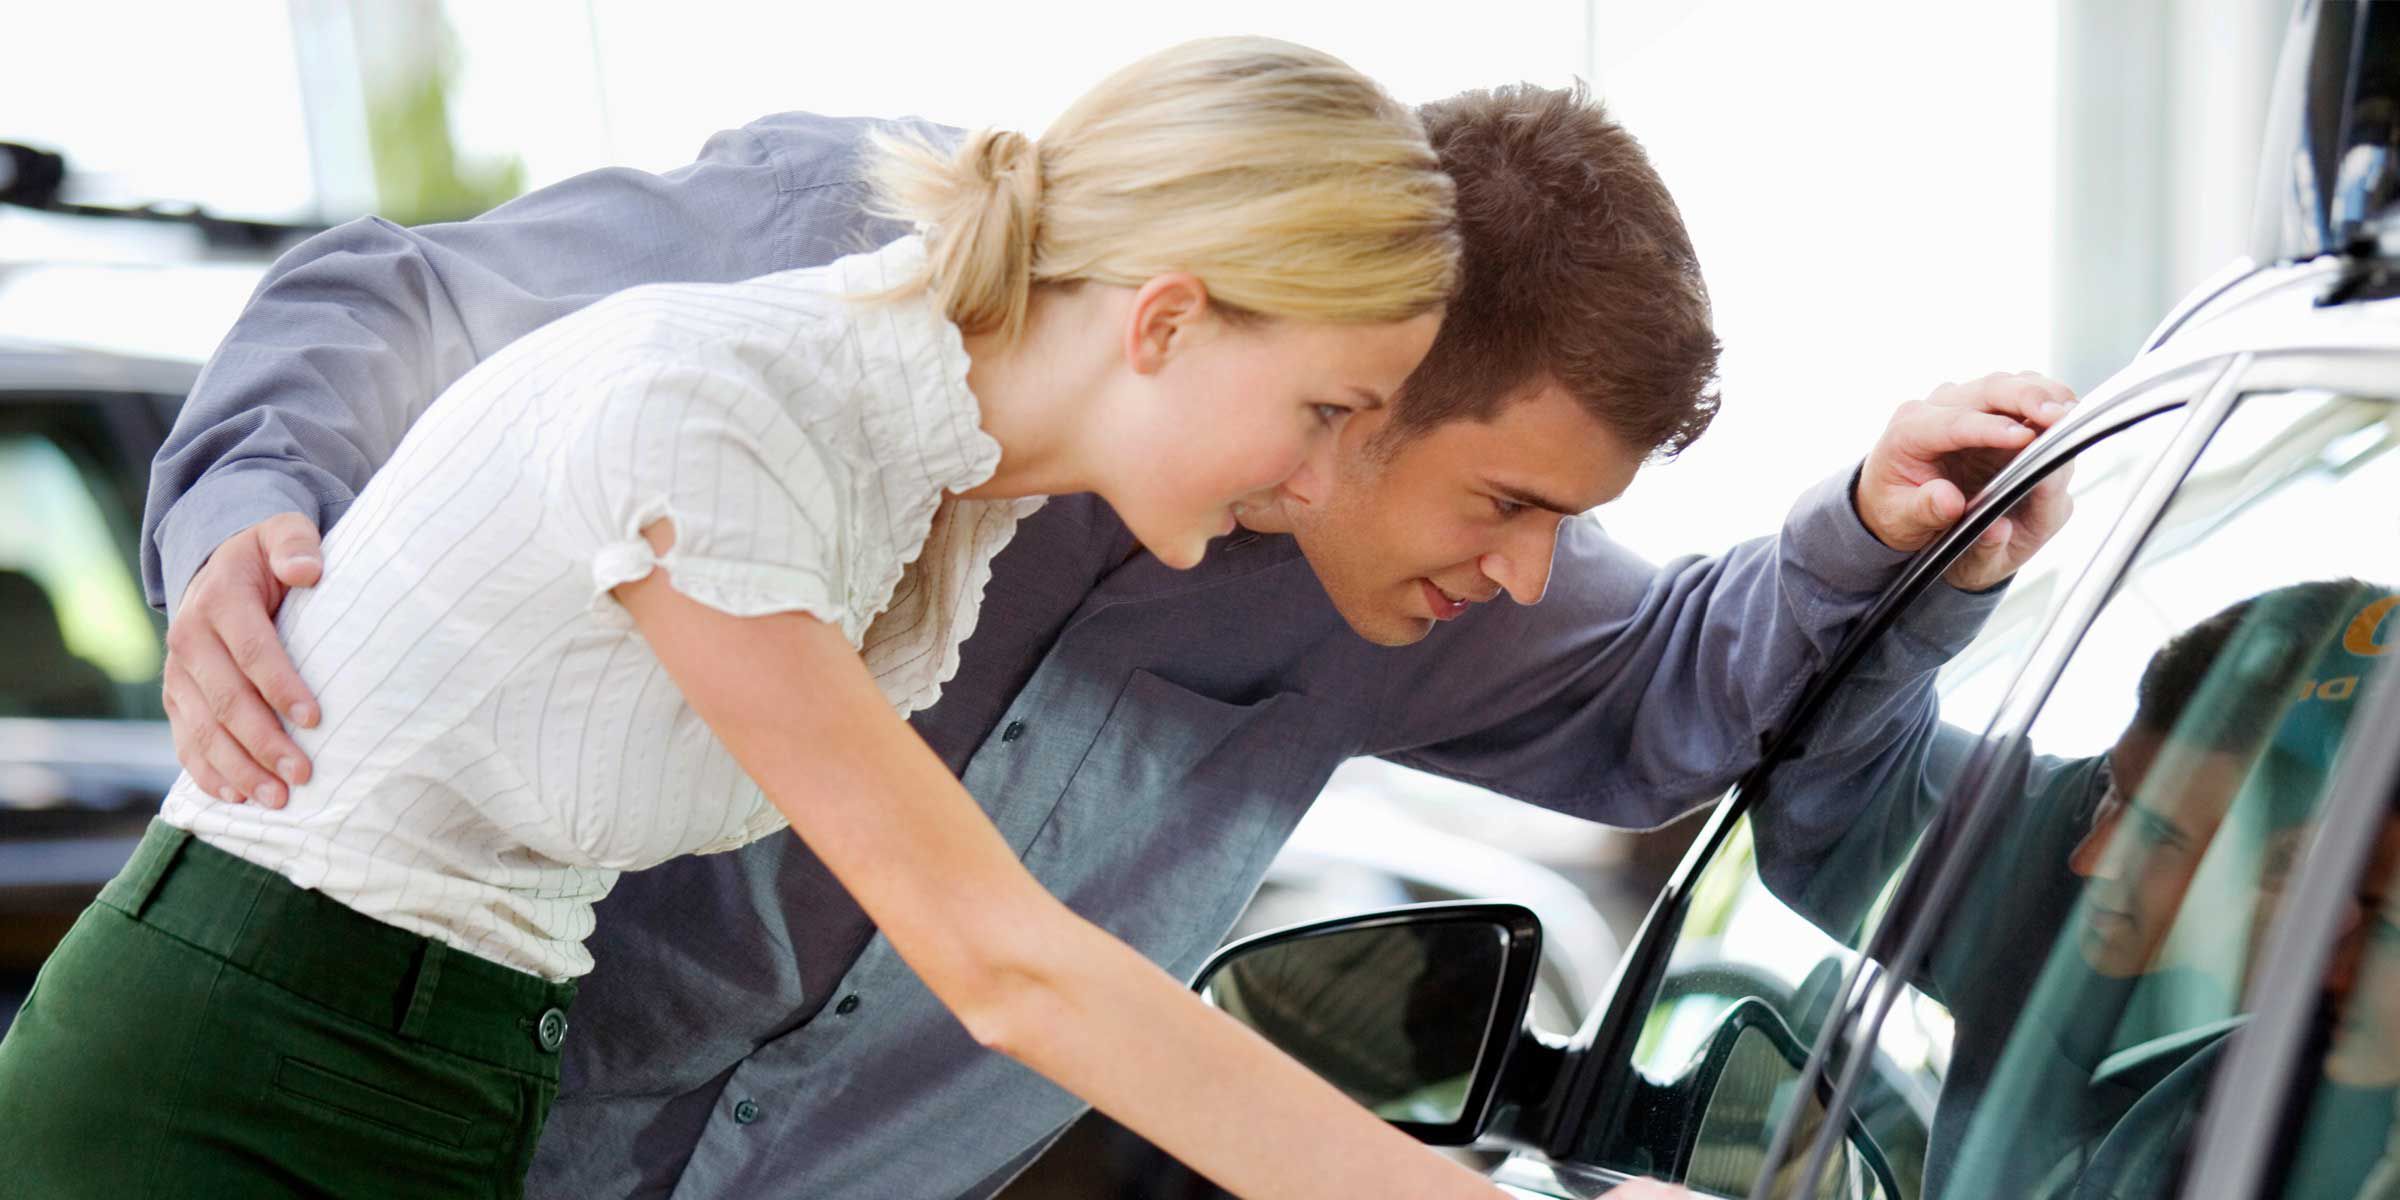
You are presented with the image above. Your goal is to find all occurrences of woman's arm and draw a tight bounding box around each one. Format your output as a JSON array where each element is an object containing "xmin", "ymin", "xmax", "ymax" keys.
[{"xmin": 613, "ymin": 521, "xmax": 1501, "ymax": 1200}]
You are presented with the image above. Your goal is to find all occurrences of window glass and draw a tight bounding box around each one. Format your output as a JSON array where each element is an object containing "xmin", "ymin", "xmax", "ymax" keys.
[
  {"xmin": 2268, "ymin": 792, "xmax": 2400, "ymax": 1200},
  {"xmin": 0, "ymin": 420, "xmax": 163, "ymax": 721},
  {"xmin": 1840, "ymin": 392, "xmax": 2400, "ymax": 1200},
  {"xmin": 1573, "ymin": 406, "xmax": 2190, "ymax": 1195}
]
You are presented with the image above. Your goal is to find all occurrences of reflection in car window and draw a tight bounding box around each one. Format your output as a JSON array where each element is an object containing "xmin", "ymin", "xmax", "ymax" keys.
[
  {"xmin": 0, "ymin": 427, "xmax": 162, "ymax": 720},
  {"xmin": 1796, "ymin": 393, "xmax": 2397, "ymax": 1200},
  {"xmin": 1574, "ymin": 409, "xmax": 2190, "ymax": 1196},
  {"xmin": 2270, "ymin": 791, "xmax": 2400, "ymax": 1200}
]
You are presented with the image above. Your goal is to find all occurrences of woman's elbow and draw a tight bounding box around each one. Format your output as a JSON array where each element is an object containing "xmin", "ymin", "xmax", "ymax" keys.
[{"xmin": 926, "ymin": 917, "xmax": 1083, "ymax": 1062}]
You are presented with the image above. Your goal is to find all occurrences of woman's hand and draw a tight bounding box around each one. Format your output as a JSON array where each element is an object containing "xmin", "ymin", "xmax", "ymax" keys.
[{"xmin": 614, "ymin": 518, "xmax": 1506, "ymax": 1200}]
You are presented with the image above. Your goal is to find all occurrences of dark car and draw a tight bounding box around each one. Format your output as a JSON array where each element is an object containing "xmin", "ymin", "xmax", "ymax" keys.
[{"xmin": 0, "ymin": 338, "xmax": 191, "ymax": 1017}]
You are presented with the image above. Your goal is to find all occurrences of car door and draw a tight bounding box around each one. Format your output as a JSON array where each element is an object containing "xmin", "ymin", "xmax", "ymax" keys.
[
  {"xmin": 1525, "ymin": 294, "xmax": 2400, "ymax": 1199},
  {"xmin": 1500, "ymin": 385, "xmax": 2200, "ymax": 1200}
]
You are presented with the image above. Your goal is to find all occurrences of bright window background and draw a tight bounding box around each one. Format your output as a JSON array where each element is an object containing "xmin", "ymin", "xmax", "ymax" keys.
[
  {"xmin": 6, "ymin": 0, "xmax": 2061, "ymax": 556},
  {"xmin": 1583, "ymin": 1, "xmax": 2058, "ymax": 558}
]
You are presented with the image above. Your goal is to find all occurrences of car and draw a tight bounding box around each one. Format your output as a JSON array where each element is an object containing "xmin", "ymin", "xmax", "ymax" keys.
[
  {"xmin": 0, "ymin": 337, "xmax": 193, "ymax": 1019},
  {"xmin": 1181, "ymin": 4, "xmax": 2400, "ymax": 1197}
]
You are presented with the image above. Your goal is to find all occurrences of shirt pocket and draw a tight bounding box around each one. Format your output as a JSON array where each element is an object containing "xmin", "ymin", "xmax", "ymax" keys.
[{"xmin": 1022, "ymin": 669, "xmax": 1327, "ymax": 977}]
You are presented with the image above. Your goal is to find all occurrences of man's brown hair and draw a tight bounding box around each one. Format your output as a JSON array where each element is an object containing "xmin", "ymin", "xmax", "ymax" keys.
[{"xmin": 1386, "ymin": 82, "xmax": 1720, "ymax": 458}]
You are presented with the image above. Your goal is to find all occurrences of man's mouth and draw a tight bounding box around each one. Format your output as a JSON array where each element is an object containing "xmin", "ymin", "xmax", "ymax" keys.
[
  {"xmin": 1420, "ymin": 579, "xmax": 1473, "ymax": 621},
  {"xmin": 2084, "ymin": 906, "xmax": 2136, "ymax": 936}
]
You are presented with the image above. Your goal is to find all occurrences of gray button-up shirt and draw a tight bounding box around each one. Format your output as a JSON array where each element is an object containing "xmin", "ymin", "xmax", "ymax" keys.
[{"xmin": 144, "ymin": 112, "xmax": 1997, "ymax": 1198}]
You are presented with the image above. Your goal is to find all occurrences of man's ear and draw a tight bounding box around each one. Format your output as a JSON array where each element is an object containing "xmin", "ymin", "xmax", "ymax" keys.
[{"xmin": 1124, "ymin": 273, "xmax": 1213, "ymax": 376}]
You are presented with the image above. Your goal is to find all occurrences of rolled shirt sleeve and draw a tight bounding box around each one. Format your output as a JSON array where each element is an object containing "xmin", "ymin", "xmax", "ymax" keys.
[{"xmin": 538, "ymin": 339, "xmax": 858, "ymax": 635}]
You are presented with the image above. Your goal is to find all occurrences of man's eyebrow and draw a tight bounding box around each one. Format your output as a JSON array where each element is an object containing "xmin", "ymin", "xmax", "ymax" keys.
[{"xmin": 1487, "ymin": 480, "xmax": 1580, "ymax": 516}]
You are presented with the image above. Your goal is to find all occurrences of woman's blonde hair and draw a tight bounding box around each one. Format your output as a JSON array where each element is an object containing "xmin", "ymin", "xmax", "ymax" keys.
[{"xmin": 867, "ymin": 36, "xmax": 1460, "ymax": 343}]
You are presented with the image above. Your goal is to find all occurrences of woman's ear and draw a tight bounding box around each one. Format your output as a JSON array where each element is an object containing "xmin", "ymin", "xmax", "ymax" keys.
[{"xmin": 1123, "ymin": 273, "xmax": 1213, "ymax": 376}]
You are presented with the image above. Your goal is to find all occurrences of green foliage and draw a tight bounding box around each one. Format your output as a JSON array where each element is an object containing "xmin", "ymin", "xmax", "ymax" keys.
[{"xmin": 364, "ymin": 46, "xmax": 523, "ymax": 224}]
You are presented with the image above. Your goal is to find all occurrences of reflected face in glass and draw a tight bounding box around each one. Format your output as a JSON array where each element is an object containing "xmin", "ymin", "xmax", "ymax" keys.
[
  {"xmin": 2324, "ymin": 824, "xmax": 2400, "ymax": 1087},
  {"xmin": 2067, "ymin": 727, "xmax": 2256, "ymax": 977}
]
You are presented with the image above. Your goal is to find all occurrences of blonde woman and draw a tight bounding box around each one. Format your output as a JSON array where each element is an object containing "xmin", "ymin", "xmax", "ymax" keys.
[{"xmin": 0, "ymin": 37, "xmax": 1501, "ymax": 1199}]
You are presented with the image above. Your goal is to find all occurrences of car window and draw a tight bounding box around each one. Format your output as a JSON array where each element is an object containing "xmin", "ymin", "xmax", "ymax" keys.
[
  {"xmin": 1827, "ymin": 391, "xmax": 2399, "ymax": 1200},
  {"xmin": 2261, "ymin": 790, "xmax": 2400, "ymax": 1200},
  {"xmin": 0, "ymin": 402, "xmax": 164, "ymax": 722},
  {"xmin": 1567, "ymin": 405, "xmax": 2192, "ymax": 1196}
]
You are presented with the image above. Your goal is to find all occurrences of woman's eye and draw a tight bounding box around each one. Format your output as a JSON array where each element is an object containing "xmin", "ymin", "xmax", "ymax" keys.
[
  {"xmin": 1491, "ymin": 497, "xmax": 1525, "ymax": 519},
  {"xmin": 1312, "ymin": 403, "xmax": 1351, "ymax": 428}
]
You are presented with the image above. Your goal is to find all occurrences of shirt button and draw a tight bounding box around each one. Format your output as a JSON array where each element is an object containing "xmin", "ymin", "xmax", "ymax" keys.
[
  {"xmin": 1001, "ymin": 721, "xmax": 1026, "ymax": 743},
  {"xmin": 733, "ymin": 1098, "xmax": 762, "ymax": 1125},
  {"xmin": 836, "ymin": 994, "xmax": 861, "ymax": 1016}
]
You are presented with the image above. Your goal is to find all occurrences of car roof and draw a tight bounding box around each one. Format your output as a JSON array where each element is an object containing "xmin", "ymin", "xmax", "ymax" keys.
[{"xmin": 0, "ymin": 336, "xmax": 200, "ymax": 396}]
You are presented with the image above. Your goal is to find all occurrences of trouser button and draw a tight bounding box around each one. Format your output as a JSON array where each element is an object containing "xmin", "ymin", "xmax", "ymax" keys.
[{"xmin": 535, "ymin": 1007, "xmax": 569, "ymax": 1052}]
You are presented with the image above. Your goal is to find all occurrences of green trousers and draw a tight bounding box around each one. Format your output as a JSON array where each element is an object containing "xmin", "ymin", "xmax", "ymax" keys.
[{"xmin": 0, "ymin": 822, "xmax": 576, "ymax": 1198}]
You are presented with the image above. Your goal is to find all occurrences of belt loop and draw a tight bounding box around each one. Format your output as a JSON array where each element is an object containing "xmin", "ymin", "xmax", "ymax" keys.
[
  {"xmin": 118, "ymin": 824, "xmax": 193, "ymax": 920},
  {"xmin": 398, "ymin": 939, "xmax": 448, "ymax": 1040}
]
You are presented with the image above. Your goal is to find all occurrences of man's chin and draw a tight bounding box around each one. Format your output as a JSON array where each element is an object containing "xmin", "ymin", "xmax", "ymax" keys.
[{"xmin": 1328, "ymin": 600, "xmax": 1434, "ymax": 647}]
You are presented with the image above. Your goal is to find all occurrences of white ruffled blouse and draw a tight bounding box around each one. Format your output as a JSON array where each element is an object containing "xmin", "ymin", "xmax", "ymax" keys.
[{"xmin": 162, "ymin": 237, "xmax": 1040, "ymax": 981}]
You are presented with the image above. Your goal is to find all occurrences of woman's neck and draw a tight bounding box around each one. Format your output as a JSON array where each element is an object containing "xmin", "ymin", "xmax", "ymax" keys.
[{"xmin": 954, "ymin": 288, "xmax": 1117, "ymax": 501}]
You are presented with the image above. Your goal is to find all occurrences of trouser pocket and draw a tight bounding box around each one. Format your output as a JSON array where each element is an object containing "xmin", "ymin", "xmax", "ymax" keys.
[{"xmin": 275, "ymin": 1054, "xmax": 477, "ymax": 1148}]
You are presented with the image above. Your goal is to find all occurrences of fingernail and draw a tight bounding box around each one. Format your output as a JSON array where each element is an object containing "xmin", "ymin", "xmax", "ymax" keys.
[
  {"xmin": 279, "ymin": 758, "xmax": 306, "ymax": 785},
  {"xmin": 256, "ymin": 781, "xmax": 284, "ymax": 808},
  {"xmin": 2042, "ymin": 402, "xmax": 2068, "ymax": 420},
  {"xmin": 219, "ymin": 787, "xmax": 244, "ymax": 806},
  {"xmin": 292, "ymin": 702, "xmax": 319, "ymax": 727}
]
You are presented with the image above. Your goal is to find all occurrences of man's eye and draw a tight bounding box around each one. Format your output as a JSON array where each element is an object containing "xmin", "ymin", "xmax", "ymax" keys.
[
  {"xmin": 1491, "ymin": 497, "xmax": 1525, "ymax": 519},
  {"xmin": 1312, "ymin": 403, "xmax": 1351, "ymax": 428}
]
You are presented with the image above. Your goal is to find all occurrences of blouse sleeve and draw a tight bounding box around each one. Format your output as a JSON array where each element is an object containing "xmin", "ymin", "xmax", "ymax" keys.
[{"xmin": 541, "ymin": 340, "xmax": 860, "ymax": 636}]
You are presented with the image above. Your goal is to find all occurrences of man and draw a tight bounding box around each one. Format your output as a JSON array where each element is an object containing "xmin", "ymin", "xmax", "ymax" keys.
[{"xmin": 146, "ymin": 85, "xmax": 2065, "ymax": 1197}]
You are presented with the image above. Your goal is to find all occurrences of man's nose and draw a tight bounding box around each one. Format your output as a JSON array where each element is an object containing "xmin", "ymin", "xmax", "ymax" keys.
[
  {"xmin": 1478, "ymin": 518, "xmax": 1563, "ymax": 606},
  {"xmin": 2069, "ymin": 803, "xmax": 2130, "ymax": 880},
  {"xmin": 1271, "ymin": 435, "xmax": 1339, "ymax": 512}
]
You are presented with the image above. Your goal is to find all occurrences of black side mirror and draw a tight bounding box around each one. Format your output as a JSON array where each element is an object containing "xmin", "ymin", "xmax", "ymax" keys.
[
  {"xmin": 1194, "ymin": 901, "xmax": 1542, "ymax": 1146},
  {"xmin": 1673, "ymin": 998, "xmax": 1900, "ymax": 1200}
]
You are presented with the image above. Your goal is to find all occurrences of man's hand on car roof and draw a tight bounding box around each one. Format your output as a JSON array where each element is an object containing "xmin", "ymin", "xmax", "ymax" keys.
[{"xmin": 1854, "ymin": 371, "xmax": 2078, "ymax": 593}]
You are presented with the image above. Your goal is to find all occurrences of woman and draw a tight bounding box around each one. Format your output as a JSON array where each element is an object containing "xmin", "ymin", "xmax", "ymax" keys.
[{"xmin": 0, "ymin": 36, "xmax": 1502, "ymax": 1199}]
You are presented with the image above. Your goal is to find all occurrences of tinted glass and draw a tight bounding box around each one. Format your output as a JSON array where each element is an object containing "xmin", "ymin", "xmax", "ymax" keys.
[
  {"xmin": 0, "ymin": 402, "xmax": 163, "ymax": 725},
  {"xmin": 1836, "ymin": 392, "xmax": 2399, "ymax": 1200},
  {"xmin": 1572, "ymin": 407, "xmax": 2191, "ymax": 1195}
]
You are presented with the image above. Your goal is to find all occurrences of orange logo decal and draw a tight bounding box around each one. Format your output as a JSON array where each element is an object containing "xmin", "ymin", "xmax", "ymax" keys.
[{"xmin": 2346, "ymin": 596, "xmax": 2399, "ymax": 658}]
